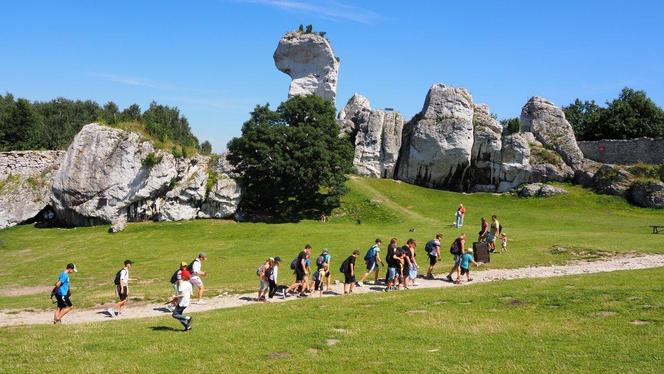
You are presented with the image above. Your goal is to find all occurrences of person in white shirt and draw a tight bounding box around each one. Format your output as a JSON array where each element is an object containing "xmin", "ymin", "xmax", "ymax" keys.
[
  {"xmin": 108, "ymin": 259, "xmax": 133, "ymax": 317},
  {"xmin": 172, "ymin": 270, "xmax": 193, "ymax": 331},
  {"xmin": 190, "ymin": 252, "xmax": 207, "ymax": 304}
]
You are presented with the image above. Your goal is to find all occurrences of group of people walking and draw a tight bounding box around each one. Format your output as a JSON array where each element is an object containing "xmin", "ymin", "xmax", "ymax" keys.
[{"xmin": 51, "ymin": 207, "xmax": 506, "ymax": 331}]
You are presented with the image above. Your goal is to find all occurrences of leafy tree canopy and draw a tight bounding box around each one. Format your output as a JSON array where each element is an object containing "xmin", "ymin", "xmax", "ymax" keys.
[{"xmin": 227, "ymin": 95, "xmax": 353, "ymax": 218}]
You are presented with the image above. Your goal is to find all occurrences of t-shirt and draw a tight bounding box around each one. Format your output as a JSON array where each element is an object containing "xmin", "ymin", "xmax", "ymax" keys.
[
  {"xmin": 297, "ymin": 251, "xmax": 307, "ymax": 272},
  {"xmin": 481, "ymin": 221, "xmax": 489, "ymax": 233},
  {"xmin": 344, "ymin": 256, "xmax": 356, "ymax": 274},
  {"xmin": 191, "ymin": 259, "xmax": 202, "ymax": 279},
  {"xmin": 458, "ymin": 207, "xmax": 465, "ymax": 215},
  {"xmin": 492, "ymin": 220, "xmax": 500, "ymax": 234},
  {"xmin": 119, "ymin": 268, "xmax": 129, "ymax": 289},
  {"xmin": 57, "ymin": 271, "xmax": 69, "ymax": 296},
  {"xmin": 460, "ymin": 253, "xmax": 474, "ymax": 269},
  {"xmin": 429, "ymin": 239, "xmax": 441, "ymax": 257},
  {"xmin": 269, "ymin": 265, "xmax": 279, "ymax": 282},
  {"xmin": 386, "ymin": 245, "xmax": 397, "ymax": 267},
  {"xmin": 178, "ymin": 280, "xmax": 193, "ymax": 307}
]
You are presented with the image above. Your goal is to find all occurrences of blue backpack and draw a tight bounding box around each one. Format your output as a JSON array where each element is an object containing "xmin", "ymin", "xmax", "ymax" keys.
[{"xmin": 364, "ymin": 245, "xmax": 377, "ymax": 261}]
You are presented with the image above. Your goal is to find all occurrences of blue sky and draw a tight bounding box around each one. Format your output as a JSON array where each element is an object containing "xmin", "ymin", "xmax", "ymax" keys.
[{"xmin": 1, "ymin": 0, "xmax": 662, "ymax": 151}]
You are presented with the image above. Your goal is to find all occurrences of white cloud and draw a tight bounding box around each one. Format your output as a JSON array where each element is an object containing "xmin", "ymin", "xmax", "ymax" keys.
[
  {"xmin": 89, "ymin": 73, "xmax": 170, "ymax": 89},
  {"xmin": 237, "ymin": 0, "xmax": 384, "ymax": 24}
]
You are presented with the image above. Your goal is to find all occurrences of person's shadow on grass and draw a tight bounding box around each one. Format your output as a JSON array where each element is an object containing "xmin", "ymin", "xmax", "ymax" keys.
[{"xmin": 150, "ymin": 326, "xmax": 180, "ymax": 332}]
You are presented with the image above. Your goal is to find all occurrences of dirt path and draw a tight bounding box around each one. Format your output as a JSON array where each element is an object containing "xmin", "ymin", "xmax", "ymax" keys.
[{"xmin": 2, "ymin": 254, "xmax": 664, "ymax": 327}]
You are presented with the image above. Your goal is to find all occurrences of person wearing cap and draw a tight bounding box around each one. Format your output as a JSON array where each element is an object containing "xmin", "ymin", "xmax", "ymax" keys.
[
  {"xmin": 316, "ymin": 248, "xmax": 332, "ymax": 292},
  {"xmin": 53, "ymin": 263, "xmax": 77, "ymax": 324},
  {"xmin": 190, "ymin": 252, "xmax": 207, "ymax": 304},
  {"xmin": 108, "ymin": 260, "xmax": 133, "ymax": 317},
  {"xmin": 172, "ymin": 269, "xmax": 193, "ymax": 331},
  {"xmin": 459, "ymin": 247, "xmax": 481, "ymax": 283},
  {"xmin": 267, "ymin": 257, "xmax": 282, "ymax": 299},
  {"xmin": 358, "ymin": 238, "xmax": 383, "ymax": 286}
]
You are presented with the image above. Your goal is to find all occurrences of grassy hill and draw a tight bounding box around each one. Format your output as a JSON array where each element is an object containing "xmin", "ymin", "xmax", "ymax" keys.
[
  {"xmin": 1, "ymin": 268, "xmax": 663, "ymax": 372},
  {"xmin": 0, "ymin": 177, "xmax": 662, "ymax": 310}
]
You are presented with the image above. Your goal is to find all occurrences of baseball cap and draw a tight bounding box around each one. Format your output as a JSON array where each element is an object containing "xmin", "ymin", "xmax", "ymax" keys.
[
  {"xmin": 198, "ymin": 252, "xmax": 207, "ymax": 258},
  {"xmin": 273, "ymin": 256, "xmax": 282, "ymax": 263},
  {"xmin": 66, "ymin": 263, "xmax": 78, "ymax": 272},
  {"xmin": 180, "ymin": 261, "xmax": 188, "ymax": 267}
]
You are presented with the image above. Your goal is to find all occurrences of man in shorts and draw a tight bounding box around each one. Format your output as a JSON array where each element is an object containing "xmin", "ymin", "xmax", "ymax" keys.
[
  {"xmin": 342, "ymin": 250, "xmax": 360, "ymax": 294},
  {"xmin": 53, "ymin": 263, "xmax": 77, "ymax": 324},
  {"xmin": 446, "ymin": 234, "xmax": 466, "ymax": 284},
  {"xmin": 384, "ymin": 238, "xmax": 399, "ymax": 291},
  {"xmin": 287, "ymin": 245, "xmax": 311, "ymax": 297},
  {"xmin": 425, "ymin": 234, "xmax": 442, "ymax": 279},
  {"xmin": 190, "ymin": 252, "xmax": 207, "ymax": 304},
  {"xmin": 108, "ymin": 259, "xmax": 133, "ymax": 317},
  {"xmin": 172, "ymin": 269, "xmax": 193, "ymax": 331},
  {"xmin": 488, "ymin": 215, "xmax": 500, "ymax": 252},
  {"xmin": 358, "ymin": 239, "xmax": 383, "ymax": 286}
]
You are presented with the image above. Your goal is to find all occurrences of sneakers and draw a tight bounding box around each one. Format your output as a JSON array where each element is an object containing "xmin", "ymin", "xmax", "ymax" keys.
[
  {"xmin": 355, "ymin": 282, "xmax": 362, "ymax": 287},
  {"xmin": 184, "ymin": 317, "xmax": 193, "ymax": 331},
  {"xmin": 426, "ymin": 274, "xmax": 435, "ymax": 280},
  {"xmin": 445, "ymin": 275, "xmax": 453, "ymax": 282},
  {"xmin": 107, "ymin": 308, "xmax": 116, "ymax": 317},
  {"xmin": 281, "ymin": 289, "xmax": 287, "ymax": 299}
]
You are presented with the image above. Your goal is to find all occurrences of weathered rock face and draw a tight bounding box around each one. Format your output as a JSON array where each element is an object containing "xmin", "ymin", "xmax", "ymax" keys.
[
  {"xmin": 51, "ymin": 124, "xmax": 241, "ymax": 228},
  {"xmin": 274, "ymin": 31, "xmax": 339, "ymax": 103},
  {"xmin": 470, "ymin": 104, "xmax": 502, "ymax": 188},
  {"xmin": 518, "ymin": 183, "xmax": 567, "ymax": 197},
  {"xmin": 526, "ymin": 136, "xmax": 574, "ymax": 183},
  {"xmin": 497, "ymin": 133, "xmax": 532, "ymax": 192},
  {"xmin": 627, "ymin": 180, "xmax": 664, "ymax": 208},
  {"xmin": 0, "ymin": 151, "xmax": 63, "ymax": 229},
  {"xmin": 396, "ymin": 84, "xmax": 474, "ymax": 190},
  {"xmin": 520, "ymin": 97, "xmax": 584, "ymax": 169},
  {"xmin": 591, "ymin": 164, "xmax": 633, "ymax": 196},
  {"xmin": 338, "ymin": 94, "xmax": 404, "ymax": 178}
]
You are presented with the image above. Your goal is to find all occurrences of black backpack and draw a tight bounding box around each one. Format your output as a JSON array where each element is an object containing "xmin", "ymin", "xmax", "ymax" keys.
[
  {"xmin": 450, "ymin": 239, "xmax": 462, "ymax": 256},
  {"xmin": 113, "ymin": 269, "xmax": 122, "ymax": 285},
  {"xmin": 339, "ymin": 258, "xmax": 349, "ymax": 274},
  {"xmin": 170, "ymin": 269, "xmax": 180, "ymax": 284},
  {"xmin": 188, "ymin": 260, "xmax": 196, "ymax": 273},
  {"xmin": 425, "ymin": 240, "xmax": 437, "ymax": 254}
]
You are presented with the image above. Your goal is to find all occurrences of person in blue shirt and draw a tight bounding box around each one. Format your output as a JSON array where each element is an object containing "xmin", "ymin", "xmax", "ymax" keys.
[
  {"xmin": 53, "ymin": 263, "xmax": 77, "ymax": 324},
  {"xmin": 459, "ymin": 248, "xmax": 481, "ymax": 283}
]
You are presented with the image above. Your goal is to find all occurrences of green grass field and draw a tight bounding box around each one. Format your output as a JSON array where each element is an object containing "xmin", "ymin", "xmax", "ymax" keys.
[
  {"xmin": 0, "ymin": 177, "xmax": 662, "ymax": 310},
  {"xmin": 1, "ymin": 268, "xmax": 662, "ymax": 373}
]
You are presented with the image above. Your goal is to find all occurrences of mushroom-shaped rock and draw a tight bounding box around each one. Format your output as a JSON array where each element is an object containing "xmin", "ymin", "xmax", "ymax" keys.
[
  {"xmin": 396, "ymin": 84, "xmax": 474, "ymax": 191},
  {"xmin": 274, "ymin": 31, "xmax": 339, "ymax": 103}
]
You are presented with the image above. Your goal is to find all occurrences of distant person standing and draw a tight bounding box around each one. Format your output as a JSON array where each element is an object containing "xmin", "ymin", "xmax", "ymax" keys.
[
  {"xmin": 108, "ymin": 259, "xmax": 133, "ymax": 317},
  {"xmin": 341, "ymin": 250, "xmax": 360, "ymax": 294},
  {"xmin": 172, "ymin": 269, "xmax": 193, "ymax": 331},
  {"xmin": 52, "ymin": 263, "xmax": 77, "ymax": 324},
  {"xmin": 384, "ymin": 238, "xmax": 400, "ymax": 291},
  {"xmin": 445, "ymin": 234, "xmax": 466, "ymax": 284},
  {"xmin": 478, "ymin": 217, "xmax": 489, "ymax": 242},
  {"xmin": 316, "ymin": 249, "xmax": 332, "ymax": 292},
  {"xmin": 488, "ymin": 215, "xmax": 500, "ymax": 253},
  {"xmin": 404, "ymin": 238, "xmax": 419, "ymax": 286},
  {"xmin": 424, "ymin": 234, "xmax": 443, "ymax": 279},
  {"xmin": 189, "ymin": 252, "xmax": 207, "ymax": 304},
  {"xmin": 455, "ymin": 203, "xmax": 466, "ymax": 228},
  {"xmin": 500, "ymin": 233, "xmax": 508, "ymax": 253},
  {"xmin": 358, "ymin": 239, "xmax": 383, "ymax": 286}
]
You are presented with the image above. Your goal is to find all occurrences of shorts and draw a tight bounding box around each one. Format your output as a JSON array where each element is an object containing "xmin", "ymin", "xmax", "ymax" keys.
[
  {"xmin": 190, "ymin": 277, "xmax": 203, "ymax": 288},
  {"xmin": 318, "ymin": 268, "xmax": 331, "ymax": 278},
  {"xmin": 453, "ymin": 255, "xmax": 462, "ymax": 267},
  {"xmin": 116, "ymin": 286, "xmax": 128, "ymax": 301},
  {"xmin": 55, "ymin": 294, "xmax": 72, "ymax": 308},
  {"xmin": 460, "ymin": 267, "xmax": 469, "ymax": 275},
  {"xmin": 344, "ymin": 273, "xmax": 355, "ymax": 284},
  {"xmin": 429, "ymin": 255, "xmax": 438, "ymax": 266},
  {"xmin": 314, "ymin": 279, "xmax": 323, "ymax": 290},
  {"xmin": 387, "ymin": 267, "xmax": 398, "ymax": 280},
  {"xmin": 259, "ymin": 279, "xmax": 269, "ymax": 291},
  {"xmin": 366, "ymin": 259, "xmax": 378, "ymax": 272},
  {"xmin": 295, "ymin": 269, "xmax": 306, "ymax": 282},
  {"xmin": 485, "ymin": 233, "xmax": 495, "ymax": 243},
  {"xmin": 409, "ymin": 268, "xmax": 418, "ymax": 280}
]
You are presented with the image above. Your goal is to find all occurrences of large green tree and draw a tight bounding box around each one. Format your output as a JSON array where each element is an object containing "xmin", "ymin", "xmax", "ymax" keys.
[{"xmin": 227, "ymin": 95, "xmax": 353, "ymax": 217}]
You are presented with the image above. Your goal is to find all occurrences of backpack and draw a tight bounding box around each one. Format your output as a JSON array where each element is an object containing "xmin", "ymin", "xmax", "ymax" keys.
[
  {"xmin": 187, "ymin": 260, "xmax": 196, "ymax": 273},
  {"xmin": 316, "ymin": 254, "xmax": 326, "ymax": 267},
  {"xmin": 450, "ymin": 238, "xmax": 462, "ymax": 256},
  {"xmin": 170, "ymin": 269, "xmax": 180, "ymax": 284},
  {"xmin": 425, "ymin": 240, "xmax": 437, "ymax": 254},
  {"xmin": 364, "ymin": 245, "xmax": 376, "ymax": 261},
  {"xmin": 339, "ymin": 258, "xmax": 349, "ymax": 274},
  {"xmin": 499, "ymin": 224, "xmax": 503, "ymax": 234},
  {"xmin": 113, "ymin": 269, "xmax": 122, "ymax": 285},
  {"xmin": 290, "ymin": 257, "xmax": 298, "ymax": 270}
]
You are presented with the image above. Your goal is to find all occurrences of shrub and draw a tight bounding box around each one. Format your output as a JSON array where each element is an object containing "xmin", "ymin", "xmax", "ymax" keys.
[{"xmin": 142, "ymin": 152, "xmax": 162, "ymax": 168}]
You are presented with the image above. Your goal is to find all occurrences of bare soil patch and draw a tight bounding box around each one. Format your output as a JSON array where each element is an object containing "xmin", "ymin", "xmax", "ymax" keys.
[{"xmin": 0, "ymin": 286, "xmax": 50, "ymax": 297}]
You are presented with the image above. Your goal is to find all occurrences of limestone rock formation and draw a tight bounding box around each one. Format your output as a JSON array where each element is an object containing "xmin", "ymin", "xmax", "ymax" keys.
[
  {"xmin": 396, "ymin": 84, "xmax": 474, "ymax": 190},
  {"xmin": 518, "ymin": 183, "xmax": 567, "ymax": 197},
  {"xmin": 526, "ymin": 135, "xmax": 574, "ymax": 183},
  {"xmin": 627, "ymin": 180, "xmax": 664, "ymax": 208},
  {"xmin": 51, "ymin": 124, "xmax": 241, "ymax": 228},
  {"xmin": 591, "ymin": 164, "xmax": 633, "ymax": 196},
  {"xmin": 274, "ymin": 31, "xmax": 339, "ymax": 103},
  {"xmin": 338, "ymin": 94, "xmax": 404, "ymax": 178},
  {"xmin": 497, "ymin": 133, "xmax": 532, "ymax": 192},
  {"xmin": 470, "ymin": 104, "xmax": 502, "ymax": 189},
  {"xmin": 520, "ymin": 97, "xmax": 585, "ymax": 169}
]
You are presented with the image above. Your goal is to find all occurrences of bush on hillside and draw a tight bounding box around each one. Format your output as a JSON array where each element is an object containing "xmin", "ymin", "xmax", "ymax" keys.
[
  {"xmin": 564, "ymin": 88, "xmax": 664, "ymax": 140},
  {"xmin": 227, "ymin": 95, "xmax": 354, "ymax": 217}
]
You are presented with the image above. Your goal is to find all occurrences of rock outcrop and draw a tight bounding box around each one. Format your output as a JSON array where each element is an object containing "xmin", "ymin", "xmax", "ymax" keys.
[
  {"xmin": 274, "ymin": 31, "xmax": 339, "ymax": 103},
  {"xmin": 51, "ymin": 124, "xmax": 241, "ymax": 228},
  {"xmin": 520, "ymin": 97, "xmax": 585, "ymax": 169},
  {"xmin": 470, "ymin": 104, "xmax": 502, "ymax": 189},
  {"xmin": 396, "ymin": 84, "xmax": 474, "ymax": 190},
  {"xmin": 338, "ymin": 94, "xmax": 404, "ymax": 178},
  {"xmin": 591, "ymin": 164, "xmax": 634, "ymax": 196},
  {"xmin": 518, "ymin": 183, "xmax": 567, "ymax": 197},
  {"xmin": 496, "ymin": 133, "xmax": 532, "ymax": 192},
  {"xmin": 0, "ymin": 151, "xmax": 63, "ymax": 229},
  {"xmin": 627, "ymin": 180, "xmax": 664, "ymax": 209}
]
